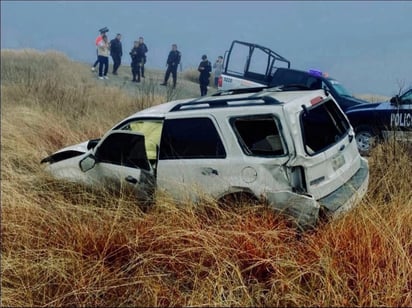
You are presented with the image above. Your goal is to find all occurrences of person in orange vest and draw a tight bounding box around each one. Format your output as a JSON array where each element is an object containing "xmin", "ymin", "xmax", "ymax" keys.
[
  {"xmin": 97, "ymin": 34, "xmax": 110, "ymax": 79},
  {"xmin": 91, "ymin": 27, "xmax": 109, "ymax": 72}
]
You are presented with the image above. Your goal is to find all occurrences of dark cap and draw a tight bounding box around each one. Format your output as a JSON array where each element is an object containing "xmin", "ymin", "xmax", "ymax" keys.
[
  {"xmin": 202, "ymin": 54, "xmax": 207, "ymax": 60},
  {"xmin": 99, "ymin": 27, "xmax": 109, "ymax": 33}
]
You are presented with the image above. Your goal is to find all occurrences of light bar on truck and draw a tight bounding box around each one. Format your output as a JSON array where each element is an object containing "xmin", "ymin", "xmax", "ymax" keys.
[{"xmin": 309, "ymin": 69, "xmax": 328, "ymax": 78}]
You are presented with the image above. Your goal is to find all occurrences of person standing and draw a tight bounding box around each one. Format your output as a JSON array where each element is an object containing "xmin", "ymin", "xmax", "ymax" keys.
[
  {"xmin": 129, "ymin": 40, "xmax": 144, "ymax": 82},
  {"xmin": 213, "ymin": 55, "xmax": 224, "ymax": 87},
  {"xmin": 198, "ymin": 54, "xmax": 212, "ymax": 96},
  {"xmin": 137, "ymin": 36, "xmax": 148, "ymax": 78},
  {"xmin": 110, "ymin": 33, "xmax": 123, "ymax": 75},
  {"xmin": 91, "ymin": 27, "xmax": 109, "ymax": 72},
  {"xmin": 160, "ymin": 44, "xmax": 181, "ymax": 88},
  {"xmin": 97, "ymin": 34, "xmax": 110, "ymax": 79}
]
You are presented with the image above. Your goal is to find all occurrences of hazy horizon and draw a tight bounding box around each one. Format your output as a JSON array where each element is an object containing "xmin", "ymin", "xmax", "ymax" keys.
[{"xmin": 1, "ymin": 1, "xmax": 411, "ymax": 96}]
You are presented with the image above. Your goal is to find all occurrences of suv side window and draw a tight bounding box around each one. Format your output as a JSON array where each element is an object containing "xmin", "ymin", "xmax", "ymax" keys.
[
  {"xmin": 95, "ymin": 132, "xmax": 151, "ymax": 171},
  {"xmin": 159, "ymin": 118, "xmax": 226, "ymax": 159},
  {"xmin": 231, "ymin": 115, "xmax": 286, "ymax": 156},
  {"xmin": 118, "ymin": 119, "xmax": 163, "ymax": 162}
]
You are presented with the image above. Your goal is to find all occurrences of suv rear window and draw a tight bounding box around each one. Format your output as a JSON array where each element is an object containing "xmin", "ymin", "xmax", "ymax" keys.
[
  {"xmin": 301, "ymin": 99, "xmax": 350, "ymax": 154},
  {"xmin": 231, "ymin": 115, "xmax": 286, "ymax": 156}
]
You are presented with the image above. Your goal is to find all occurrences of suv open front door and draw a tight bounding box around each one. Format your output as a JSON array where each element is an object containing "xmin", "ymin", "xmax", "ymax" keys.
[
  {"xmin": 220, "ymin": 40, "xmax": 291, "ymax": 91},
  {"xmin": 79, "ymin": 130, "xmax": 155, "ymax": 202}
]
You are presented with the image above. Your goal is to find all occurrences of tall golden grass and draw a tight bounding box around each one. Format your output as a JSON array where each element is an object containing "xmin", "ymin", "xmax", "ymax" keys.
[{"xmin": 1, "ymin": 49, "xmax": 411, "ymax": 307}]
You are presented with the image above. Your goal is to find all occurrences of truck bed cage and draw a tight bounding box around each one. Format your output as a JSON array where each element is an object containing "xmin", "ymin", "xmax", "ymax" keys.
[
  {"xmin": 222, "ymin": 40, "xmax": 291, "ymax": 86},
  {"xmin": 170, "ymin": 95, "xmax": 280, "ymax": 112},
  {"xmin": 231, "ymin": 40, "xmax": 291, "ymax": 69}
]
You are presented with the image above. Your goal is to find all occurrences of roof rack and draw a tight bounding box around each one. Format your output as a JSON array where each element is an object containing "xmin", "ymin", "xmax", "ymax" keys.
[
  {"xmin": 170, "ymin": 95, "xmax": 280, "ymax": 112},
  {"xmin": 212, "ymin": 86, "xmax": 268, "ymax": 97}
]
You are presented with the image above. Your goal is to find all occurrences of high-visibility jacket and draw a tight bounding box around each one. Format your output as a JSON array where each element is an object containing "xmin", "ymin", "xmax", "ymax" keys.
[{"xmin": 95, "ymin": 35, "xmax": 102, "ymax": 46}]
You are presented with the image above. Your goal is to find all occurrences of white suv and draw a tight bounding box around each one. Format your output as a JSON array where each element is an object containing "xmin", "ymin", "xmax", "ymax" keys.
[{"xmin": 41, "ymin": 87, "xmax": 369, "ymax": 228}]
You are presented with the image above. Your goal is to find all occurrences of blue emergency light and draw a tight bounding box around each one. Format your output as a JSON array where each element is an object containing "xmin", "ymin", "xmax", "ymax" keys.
[{"xmin": 309, "ymin": 69, "xmax": 329, "ymax": 78}]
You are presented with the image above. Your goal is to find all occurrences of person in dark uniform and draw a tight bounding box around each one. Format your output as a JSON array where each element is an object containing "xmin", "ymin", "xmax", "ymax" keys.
[
  {"xmin": 129, "ymin": 40, "xmax": 144, "ymax": 82},
  {"xmin": 198, "ymin": 54, "xmax": 212, "ymax": 96},
  {"xmin": 137, "ymin": 36, "xmax": 148, "ymax": 78},
  {"xmin": 110, "ymin": 33, "xmax": 123, "ymax": 75},
  {"xmin": 160, "ymin": 44, "xmax": 181, "ymax": 88}
]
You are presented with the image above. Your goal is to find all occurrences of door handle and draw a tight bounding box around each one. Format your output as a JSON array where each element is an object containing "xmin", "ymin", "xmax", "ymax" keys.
[
  {"xmin": 125, "ymin": 175, "xmax": 138, "ymax": 184},
  {"xmin": 201, "ymin": 167, "xmax": 219, "ymax": 176}
]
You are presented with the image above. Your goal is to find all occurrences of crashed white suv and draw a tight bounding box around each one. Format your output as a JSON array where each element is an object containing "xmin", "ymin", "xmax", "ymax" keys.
[{"xmin": 41, "ymin": 87, "xmax": 369, "ymax": 228}]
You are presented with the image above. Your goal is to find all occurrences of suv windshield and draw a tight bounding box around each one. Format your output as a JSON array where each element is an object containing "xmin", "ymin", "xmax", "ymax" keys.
[
  {"xmin": 327, "ymin": 79, "xmax": 352, "ymax": 97},
  {"xmin": 401, "ymin": 88, "xmax": 412, "ymax": 103},
  {"xmin": 301, "ymin": 99, "xmax": 350, "ymax": 154}
]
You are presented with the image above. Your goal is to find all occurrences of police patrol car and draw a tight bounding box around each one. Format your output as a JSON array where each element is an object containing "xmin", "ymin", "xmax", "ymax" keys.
[
  {"xmin": 41, "ymin": 86, "xmax": 369, "ymax": 229},
  {"xmin": 345, "ymin": 88, "xmax": 412, "ymax": 155}
]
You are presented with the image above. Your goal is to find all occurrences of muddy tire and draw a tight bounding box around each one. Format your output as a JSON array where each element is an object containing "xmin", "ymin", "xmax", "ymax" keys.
[{"xmin": 355, "ymin": 125, "xmax": 378, "ymax": 156}]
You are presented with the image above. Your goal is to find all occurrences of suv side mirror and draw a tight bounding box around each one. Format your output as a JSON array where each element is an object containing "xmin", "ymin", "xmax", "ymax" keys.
[
  {"xmin": 87, "ymin": 138, "xmax": 100, "ymax": 150},
  {"xmin": 79, "ymin": 154, "xmax": 97, "ymax": 172}
]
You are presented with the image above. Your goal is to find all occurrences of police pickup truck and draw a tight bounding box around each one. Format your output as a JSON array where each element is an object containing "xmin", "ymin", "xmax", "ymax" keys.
[
  {"xmin": 218, "ymin": 40, "xmax": 411, "ymax": 154},
  {"xmin": 218, "ymin": 40, "xmax": 367, "ymax": 111}
]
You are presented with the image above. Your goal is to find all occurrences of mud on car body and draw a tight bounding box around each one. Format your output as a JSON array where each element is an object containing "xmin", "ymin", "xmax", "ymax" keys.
[
  {"xmin": 42, "ymin": 87, "xmax": 369, "ymax": 229},
  {"xmin": 345, "ymin": 88, "xmax": 412, "ymax": 155}
]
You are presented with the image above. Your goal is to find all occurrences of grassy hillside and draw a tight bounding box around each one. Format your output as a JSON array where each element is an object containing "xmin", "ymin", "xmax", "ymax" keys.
[{"xmin": 1, "ymin": 49, "xmax": 411, "ymax": 307}]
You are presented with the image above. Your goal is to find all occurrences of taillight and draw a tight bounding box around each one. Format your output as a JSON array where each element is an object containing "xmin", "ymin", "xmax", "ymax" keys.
[
  {"xmin": 310, "ymin": 96, "xmax": 323, "ymax": 105},
  {"xmin": 218, "ymin": 76, "xmax": 223, "ymax": 88}
]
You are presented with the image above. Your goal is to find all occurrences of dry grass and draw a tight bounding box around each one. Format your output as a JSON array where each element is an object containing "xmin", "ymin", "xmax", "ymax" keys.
[
  {"xmin": 1, "ymin": 49, "xmax": 411, "ymax": 307},
  {"xmin": 182, "ymin": 67, "xmax": 217, "ymax": 89},
  {"xmin": 182, "ymin": 67, "xmax": 199, "ymax": 84}
]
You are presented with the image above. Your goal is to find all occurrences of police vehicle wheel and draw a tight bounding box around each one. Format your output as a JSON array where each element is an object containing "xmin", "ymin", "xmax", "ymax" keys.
[{"xmin": 355, "ymin": 125, "xmax": 377, "ymax": 156}]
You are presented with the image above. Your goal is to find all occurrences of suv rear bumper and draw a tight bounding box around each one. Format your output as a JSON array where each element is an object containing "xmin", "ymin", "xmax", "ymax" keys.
[{"xmin": 318, "ymin": 157, "xmax": 369, "ymax": 215}]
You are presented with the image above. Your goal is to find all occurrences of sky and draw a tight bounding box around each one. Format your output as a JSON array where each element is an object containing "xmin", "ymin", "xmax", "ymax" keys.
[{"xmin": 1, "ymin": 1, "xmax": 411, "ymax": 96}]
